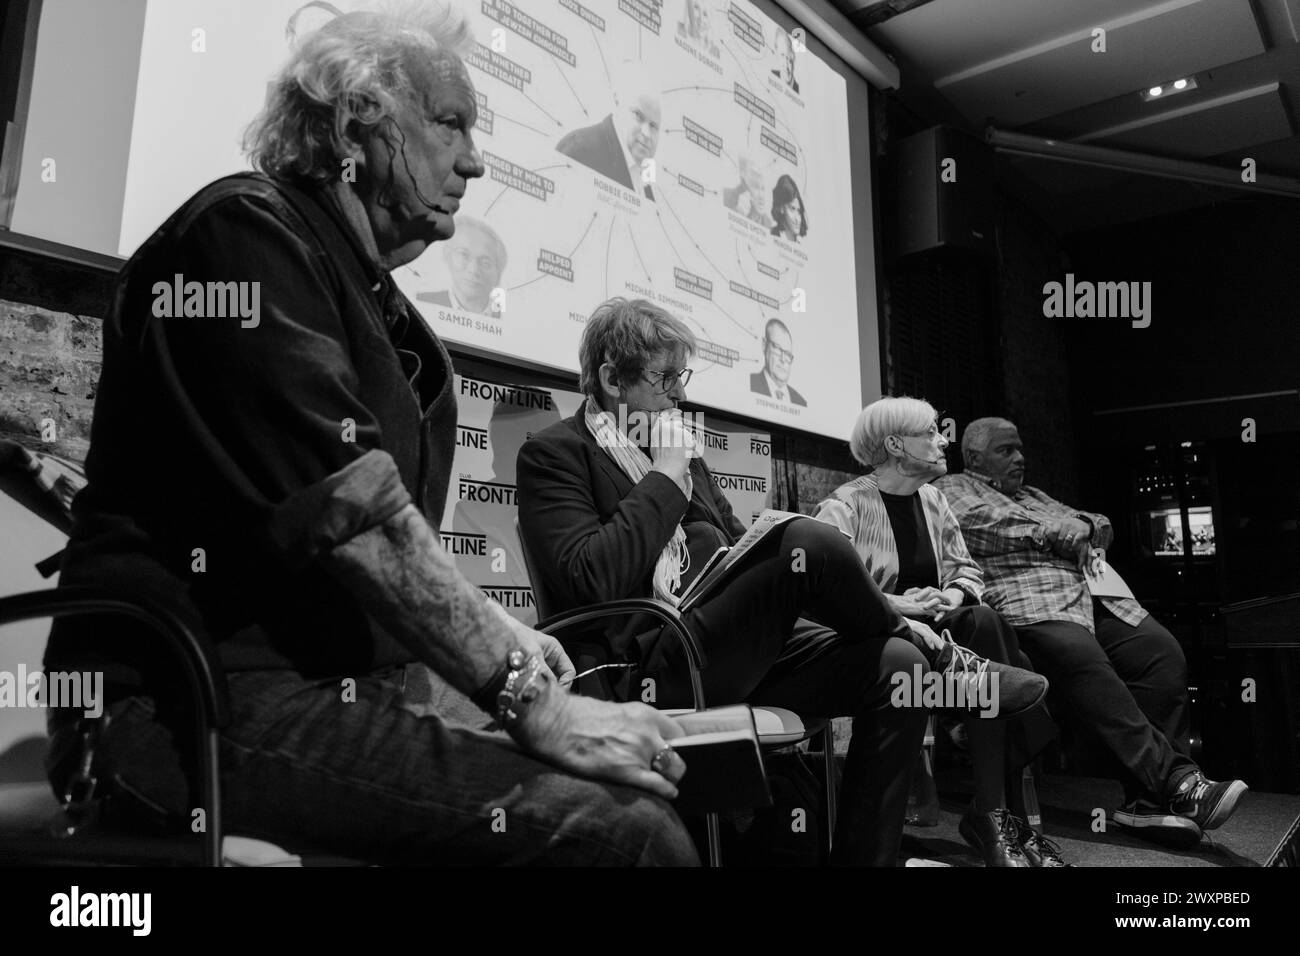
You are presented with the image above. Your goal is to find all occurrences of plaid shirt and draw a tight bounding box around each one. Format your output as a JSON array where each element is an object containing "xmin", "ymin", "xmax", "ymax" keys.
[{"xmin": 934, "ymin": 471, "xmax": 1146, "ymax": 633}]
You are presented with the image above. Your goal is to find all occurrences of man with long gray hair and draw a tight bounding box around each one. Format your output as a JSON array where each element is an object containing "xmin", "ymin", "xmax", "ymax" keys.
[{"xmin": 44, "ymin": 2, "xmax": 698, "ymax": 866}]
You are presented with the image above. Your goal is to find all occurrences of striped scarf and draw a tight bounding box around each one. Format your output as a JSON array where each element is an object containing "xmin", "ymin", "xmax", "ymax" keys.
[{"xmin": 584, "ymin": 397, "xmax": 691, "ymax": 605}]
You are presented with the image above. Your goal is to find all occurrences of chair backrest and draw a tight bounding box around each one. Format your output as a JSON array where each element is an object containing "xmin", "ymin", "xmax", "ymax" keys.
[{"xmin": 514, "ymin": 517, "xmax": 557, "ymax": 622}]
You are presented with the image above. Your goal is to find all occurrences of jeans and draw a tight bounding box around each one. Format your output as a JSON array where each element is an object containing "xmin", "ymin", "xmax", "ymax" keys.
[{"xmin": 48, "ymin": 667, "xmax": 699, "ymax": 866}]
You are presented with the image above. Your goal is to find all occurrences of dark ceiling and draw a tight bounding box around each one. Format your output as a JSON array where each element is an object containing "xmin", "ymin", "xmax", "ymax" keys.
[{"xmin": 829, "ymin": 0, "xmax": 1300, "ymax": 233}]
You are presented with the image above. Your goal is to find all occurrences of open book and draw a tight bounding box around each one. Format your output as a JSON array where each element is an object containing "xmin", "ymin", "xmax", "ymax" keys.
[
  {"xmin": 677, "ymin": 509, "xmax": 804, "ymax": 612},
  {"xmin": 664, "ymin": 705, "xmax": 772, "ymax": 813}
]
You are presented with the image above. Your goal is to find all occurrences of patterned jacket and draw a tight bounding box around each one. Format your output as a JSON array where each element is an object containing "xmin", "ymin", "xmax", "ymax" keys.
[
  {"xmin": 935, "ymin": 471, "xmax": 1146, "ymax": 632},
  {"xmin": 814, "ymin": 474, "xmax": 984, "ymax": 603}
]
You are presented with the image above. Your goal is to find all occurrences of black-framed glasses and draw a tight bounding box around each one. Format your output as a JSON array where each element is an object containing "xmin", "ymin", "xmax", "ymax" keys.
[
  {"xmin": 448, "ymin": 248, "xmax": 499, "ymax": 273},
  {"xmin": 642, "ymin": 367, "xmax": 694, "ymax": 393},
  {"xmin": 764, "ymin": 339, "xmax": 794, "ymax": 363}
]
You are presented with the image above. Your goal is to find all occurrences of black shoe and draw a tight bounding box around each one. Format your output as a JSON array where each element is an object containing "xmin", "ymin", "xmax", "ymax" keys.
[
  {"xmin": 1015, "ymin": 821, "xmax": 1073, "ymax": 867},
  {"xmin": 932, "ymin": 636, "xmax": 1048, "ymax": 720},
  {"xmin": 959, "ymin": 808, "xmax": 1031, "ymax": 867},
  {"xmin": 1167, "ymin": 772, "xmax": 1248, "ymax": 831},
  {"xmin": 1111, "ymin": 799, "xmax": 1202, "ymax": 849}
]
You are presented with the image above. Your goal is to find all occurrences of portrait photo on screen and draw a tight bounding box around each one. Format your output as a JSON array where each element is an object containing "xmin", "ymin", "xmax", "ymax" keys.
[
  {"xmin": 417, "ymin": 216, "xmax": 509, "ymax": 318},
  {"xmin": 11, "ymin": 0, "xmax": 877, "ymax": 438}
]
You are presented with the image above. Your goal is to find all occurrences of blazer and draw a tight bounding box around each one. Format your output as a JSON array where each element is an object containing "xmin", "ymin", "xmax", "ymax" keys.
[
  {"xmin": 749, "ymin": 370, "xmax": 806, "ymax": 406},
  {"xmin": 517, "ymin": 414, "xmax": 745, "ymax": 615},
  {"xmin": 556, "ymin": 114, "xmax": 655, "ymax": 201},
  {"xmin": 814, "ymin": 473, "xmax": 984, "ymax": 602}
]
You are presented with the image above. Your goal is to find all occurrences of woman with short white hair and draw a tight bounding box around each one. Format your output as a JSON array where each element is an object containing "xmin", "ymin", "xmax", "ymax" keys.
[{"xmin": 816, "ymin": 396, "xmax": 1069, "ymax": 867}]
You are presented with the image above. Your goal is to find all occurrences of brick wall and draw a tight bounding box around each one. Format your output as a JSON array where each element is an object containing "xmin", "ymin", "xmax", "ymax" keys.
[
  {"xmin": 0, "ymin": 247, "xmax": 112, "ymax": 463},
  {"xmin": 992, "ymin": 192, "xmax": 1080, "ymax": 503}
]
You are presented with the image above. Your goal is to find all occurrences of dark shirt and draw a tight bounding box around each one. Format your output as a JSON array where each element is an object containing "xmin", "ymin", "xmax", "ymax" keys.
[
  {"xmin": 879, "ymin": 490, "xmax": 940, "ymax": 592},
  {"xmin": 46, "ymin": 173, "xmax": 458, "ymax": 694}
]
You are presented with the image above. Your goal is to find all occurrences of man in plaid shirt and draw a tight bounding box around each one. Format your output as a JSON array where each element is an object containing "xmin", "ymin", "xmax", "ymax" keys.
[{"xmin": 937, "ymin": 417, "xmax": 1246, "ymax": 845}]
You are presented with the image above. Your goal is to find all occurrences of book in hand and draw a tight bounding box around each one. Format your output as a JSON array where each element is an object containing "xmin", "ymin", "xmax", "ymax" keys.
[
  {"xmin": 665, "ymin": 705, "xmax": 772, "ymax": 814},
  {"xmin": 676, "ymin": 509, "xmax": 804, "ymax": 611}
]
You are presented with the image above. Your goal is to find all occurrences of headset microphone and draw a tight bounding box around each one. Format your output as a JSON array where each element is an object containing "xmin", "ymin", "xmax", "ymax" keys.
[
  {"xmin": 902, "ymin": 449, "xmax": 945, "ymax": 466},
  {"xmin": 391, "ymin": 121, "xmax": 453, "ymax": 216}
]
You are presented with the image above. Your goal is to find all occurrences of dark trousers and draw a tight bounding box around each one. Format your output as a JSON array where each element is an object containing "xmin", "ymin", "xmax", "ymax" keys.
[
  {"xmin": 927, "ymin": 603, "xmax": 1026, "ymax": 666},
  {"xmin": 653, "ymin": 517, "xmax": 931, "ymax": 866},
  {"xmin": 48, "ymin": 667, "xmax": 700, "ymax": 866},
  {"xmin": 1013, "ymin": 600, "xmax": 1196, "ymax": 804},
  {"xmin": 927, "ymin": 604, "xmax": 1028, "ymax": 808}
]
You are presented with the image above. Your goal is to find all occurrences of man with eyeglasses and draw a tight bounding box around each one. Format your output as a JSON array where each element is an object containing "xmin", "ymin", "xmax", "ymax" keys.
[
  {"xmin": 516, "ymin": 297, "xmax": 1047, "ymax": 865},
  {"xmin": 750, "ymin": 318, "xmax": 806, "ymax": 406},
  {"xmin": 419, "ymin": 216, "xmax": 506, "ymax": 316}
]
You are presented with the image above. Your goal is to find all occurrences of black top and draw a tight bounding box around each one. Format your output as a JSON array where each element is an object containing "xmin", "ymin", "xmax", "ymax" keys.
[
  {"xmin": 879, "ymin": 490, "xmax": 940, "ymax": 592},
  {"xmin": 47, "ymin": 173, "xmax": 459, "ymax": 693}
]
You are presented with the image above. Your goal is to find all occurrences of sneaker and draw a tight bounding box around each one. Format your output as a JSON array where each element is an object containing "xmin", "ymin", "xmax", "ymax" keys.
[
  {"xmin": 958, "ymin": 808, "xmax": 1032, "ymax": 867},
  {"xmin": 1111, "ymin": 799, "xmax": 1202, "ymax": 849},
  {"xmin": 1015, "ymin": 821, "xmax": 1073, "ymax": 867},
  {"xmin": 1167, "ymin": 772, "xmax": 1248, "ymax": 831},
  {"xmin": 933, "ymin": 635, "xmax": 1048, "ymax": 720}
]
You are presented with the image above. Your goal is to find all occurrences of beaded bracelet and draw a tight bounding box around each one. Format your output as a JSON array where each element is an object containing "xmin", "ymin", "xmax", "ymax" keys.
[{"xmin": 495, "ymin": 650, "xmax": 546, "ymax": 727}]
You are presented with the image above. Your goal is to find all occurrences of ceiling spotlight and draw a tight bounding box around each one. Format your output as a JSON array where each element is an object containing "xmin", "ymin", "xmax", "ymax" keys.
[{"xmin": 1141, "ymin": 76, "xmax": 1198, "ymax": 101}]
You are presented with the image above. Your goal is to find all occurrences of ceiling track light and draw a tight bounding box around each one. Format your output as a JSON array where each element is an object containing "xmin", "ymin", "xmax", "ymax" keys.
[{"xmin": 1141, "ymin": 76, "xmax": 1198, "ymax": 101}]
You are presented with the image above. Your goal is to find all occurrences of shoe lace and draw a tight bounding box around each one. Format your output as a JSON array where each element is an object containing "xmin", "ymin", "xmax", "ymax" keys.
[
  {"xmin": 992, "ymin": 809, "xmax": 1025, "ymax": 850},
  {"xmin": 1017, "ymin": 821, "xmax": 1064, "ymax": 860},
  {"xmin": 941, "ymin": 634, "xmax": 991, "ymax": 700},
  {"xmin": 1181, "ymin": 776, "xmax": 1211, "ymax": 805}
]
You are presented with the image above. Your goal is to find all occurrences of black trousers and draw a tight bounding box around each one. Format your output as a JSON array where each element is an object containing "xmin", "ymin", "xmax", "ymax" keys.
[
  {"xmin": 648, "ymin": 517, "xmax": 931, "ymax": 866},
  {"xmin": 1013, "ymin": 600, "xmax": 1196, "ymax": 804},
  {"xmin": 925, "ymin": 603, "xmax": 1026, "ymax": 667}
]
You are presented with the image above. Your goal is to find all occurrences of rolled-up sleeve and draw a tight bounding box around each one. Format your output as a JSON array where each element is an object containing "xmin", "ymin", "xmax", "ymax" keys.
[{"xmin": 267, "ymin": 449, "xmax": 412, "ymax": 567}]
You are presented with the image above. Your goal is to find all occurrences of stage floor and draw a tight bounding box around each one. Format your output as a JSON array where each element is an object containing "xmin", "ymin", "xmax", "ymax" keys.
[{"xmin": 903, "ymin": 770, "xmax": 1299, "ymax": 867}]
